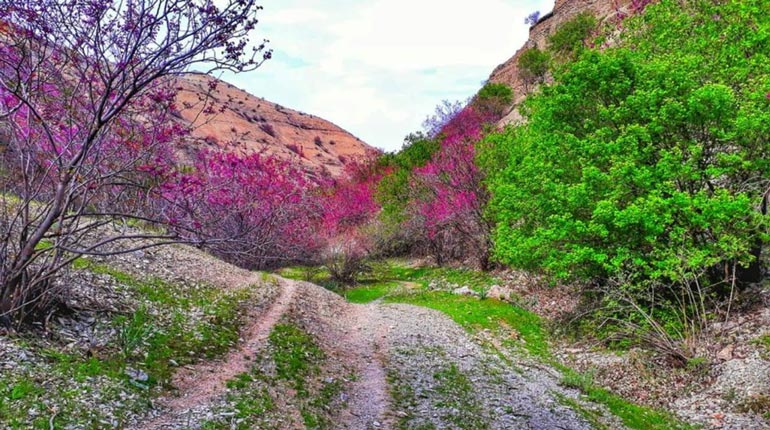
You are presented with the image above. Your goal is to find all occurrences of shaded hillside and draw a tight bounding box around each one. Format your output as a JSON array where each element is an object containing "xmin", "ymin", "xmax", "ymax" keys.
[
  {"xmin": 174, "ymin": 73, "xmax": 377, "ymax": 178},
  {"xmin": 487, "ymin": 0, "xmax": 636, "ymax": 124}
]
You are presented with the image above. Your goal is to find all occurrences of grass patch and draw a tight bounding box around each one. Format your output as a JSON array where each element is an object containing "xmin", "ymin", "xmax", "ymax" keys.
[
  {"xmin": 387, "ymin": 368, "xmax": 436, "ymax": 430},
  {"xmin": 74, "ymin": 259, "xmax": 251, "ymax": 384},
  {"xmin": 276, "ymin": 260, "xmax": 504, "ymax": 304},
  {"xmin": 559, "ymin": 368, "xmax": 693, "ymax": 430},
  {"xmin": 432, "ymin": 363, "xmax": 489, "ymax": 430},
  {"xmin": 754, "ymin": 334, "xmax": 770, "ymax": 350},
  {"xmin": 204, "ymin": 323, "xmax": 341, "ymax": 430},
  {"xmin": 269, "ymin": 323, "xmax": 325, "ymax": 397},
  {"xmin": 202, "ymin": 372, "xmax": 275, "ymax": 430},
  {"xmin": 344, "ymin": 280, "xmax": 401, "ymax": 304},
  {"xmin": 302, "ymin": 378, "xmax": 344, "ymax": 429},
  {"xmin": 386, "ymin": 292, "xmax": 550, "ymax": 359}
]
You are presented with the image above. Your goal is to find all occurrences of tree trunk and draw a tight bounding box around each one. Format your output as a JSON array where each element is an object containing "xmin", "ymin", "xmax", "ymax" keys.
[{"xmin": 737, "ymin": 189, "xmax": 769, "ymax": 285}]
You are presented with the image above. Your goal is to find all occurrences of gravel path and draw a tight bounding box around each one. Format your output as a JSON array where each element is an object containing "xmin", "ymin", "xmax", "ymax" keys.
[
  {"xmin": 128, "ymin": 277, "xmax": 598, "ymax": 430},
  {"xmin": 371, "ymin": 304, "xmax": 592, "ymax": 430},
  {"xmin": 280, "ymin": 279, "xmax": 597, "ymax": 430}
]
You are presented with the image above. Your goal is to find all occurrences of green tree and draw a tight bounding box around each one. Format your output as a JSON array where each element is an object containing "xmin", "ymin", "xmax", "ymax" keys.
[
  {"xmin": 547, "ymin": 12, "xmax": 597, "ymax": 58},
  {"xmin": 475, "ymin": 82, "xmax": 513, "ymax": 118},
  {"xmin": 377, "ymin": 133, "xmax": 439, "ymax": 225},
  {"xmin": 517, "ymin": 47, "xmax": 551, "ymax": 90},
  {"xmin": 483, "ymin": 0, "xmax": 770, "ymax": 289}
]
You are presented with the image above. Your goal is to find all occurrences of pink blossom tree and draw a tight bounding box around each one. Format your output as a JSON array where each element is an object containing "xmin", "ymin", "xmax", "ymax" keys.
[
  {"xmin": 410, "ymin": 107, "xmax": 496, "ymax": 269},
  {"xmin": 0, "ymin": 0, "xmax": 271, "ymax": 324},
  {"xmin": 318, "ymin": 158, "xmax": 381, "ymax": 284},
  {"xmin": 160, "ymin": 150, "xmax": 320, "ymax": 269}
]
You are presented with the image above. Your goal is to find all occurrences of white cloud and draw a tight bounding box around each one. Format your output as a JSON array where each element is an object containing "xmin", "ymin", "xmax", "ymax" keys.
[{"xmin": 223, "ymin": 0, "xmax": 554, "ymax": 151}]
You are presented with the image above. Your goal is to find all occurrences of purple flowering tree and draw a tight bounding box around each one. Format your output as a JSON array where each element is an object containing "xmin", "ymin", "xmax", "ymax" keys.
[{"xmin": 0, "ymin": 0, "xmax": 271, "ymax": 324}]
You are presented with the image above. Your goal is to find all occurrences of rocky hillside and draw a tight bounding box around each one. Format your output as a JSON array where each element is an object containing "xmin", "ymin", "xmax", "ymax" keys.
[
  {"xmin": 487, "ymin": 0, "xmax": 635, "ymax": 124},
  {"xmin": 174, "ymin": 73, "xmax": 377, "ymax": 178}
]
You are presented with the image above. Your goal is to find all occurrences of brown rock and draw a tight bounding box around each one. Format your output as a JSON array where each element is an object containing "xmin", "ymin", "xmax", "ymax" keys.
[{"xmin": 717, "ymin": 344, "xmax": 735, "ymax": 361}]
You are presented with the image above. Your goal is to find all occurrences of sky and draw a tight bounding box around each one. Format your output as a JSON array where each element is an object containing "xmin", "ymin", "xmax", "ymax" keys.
[{"xmin": 218, "ymin": 0, "xmax": 554, "ymax": 152}]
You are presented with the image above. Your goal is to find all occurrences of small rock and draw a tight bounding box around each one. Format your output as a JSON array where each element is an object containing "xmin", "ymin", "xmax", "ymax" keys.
[
  {"xmin": 452, "ymin": 286, "xmax": 478, "ymax": 296},
  {"xmin": 125, "ymin": 368, "xmax": 149, "ymax": 382},
  {"xmin": 717, "ymin": 344, "xmax": 734, "ymax": 361},
  {"xmin": 486, "ymin": 285, "xmax": 511, "ymax": 301}
]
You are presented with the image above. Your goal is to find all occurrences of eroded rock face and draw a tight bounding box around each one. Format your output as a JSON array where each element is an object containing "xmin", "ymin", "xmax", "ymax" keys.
[
  {"xmin": 173, "ymin": 73, "xmax": 378, "ymax": 178},
  {"xmin": 487, "ymin": 0, "xmax": 636, "ymax": 125}
]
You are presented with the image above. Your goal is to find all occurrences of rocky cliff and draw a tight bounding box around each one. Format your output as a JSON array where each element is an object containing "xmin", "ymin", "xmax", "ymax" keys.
[
  {"xmin": 174, "ymin": 73, "xmax": 377, "ymax": 179},
  {"xmin": 488, "ymin": 0, "xmax": 636, "ymax": 124}
]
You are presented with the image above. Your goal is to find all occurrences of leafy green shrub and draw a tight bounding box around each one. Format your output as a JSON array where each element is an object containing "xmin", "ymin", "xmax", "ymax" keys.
[
  {"xmin": 377, "ymin": 132, "xmax": 439, "ymax": 226},
  {"xmin": 475, "ymin": 82, "xmax": 513, "ymax": 118},
  {"xmin": 482, "ymin": 0, "xmax": 770, "ymax": 357},
  {"xmin": 517, "ymin": 47, "xmax": 551, "ymax": 88},
  {"xmin": 115, "ymin": 306, "xmax": 156, "ymax": 359},
  {"xmin": 547, "ymin": 12, "xmax": 597, "ymax": 57}
]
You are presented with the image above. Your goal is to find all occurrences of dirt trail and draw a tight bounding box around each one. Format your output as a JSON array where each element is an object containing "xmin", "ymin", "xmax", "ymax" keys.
[
  {"xmin": 284, "ymin": 280, "xmax": 395, "ymax": 430},
  {"xmin": 326, "ymin": 303, "xmax": 393, "ymax": 429},
  {"xmin": 134, "ymin": 276, "xmax": 598, "ymax": 430},
  {"xmin": 136, "ymin": 276, "xmax": 297, "ymax": 430}
]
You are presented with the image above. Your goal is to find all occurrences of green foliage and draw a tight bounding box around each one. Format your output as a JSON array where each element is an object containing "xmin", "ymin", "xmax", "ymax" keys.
[
  {"xmin": 380, "ymin": 133, "xmax": 441, "ymax": 171},
  {"xmin": 477, "ymin": 82, "xmax": 513, "ymax": 104},
  {"xmin": 559, "ymin": 369, "xmax": 693, "ymax": 430},
  {"xmin": 377, "ymin": 133, "xmax": 440, "ymax": 225},
  {"xmin": 114, "ymin": 305, "xmax": 155, "ymax": 359},
  {"xmin": 547, "ymin": 12, "xmax": 597, "ymax": 58},
  {"xmin": 475, "ymin": 82, "xmax": 513, "ymax": 118},
  {"xmin": 483, "ymin": 0, "xmax": 770, "ymax": 289},
  {"xmin": 9, "ymin": 380, "xmax": 41, "ymax": 401},
  {"xmin": 517, "ymin": 47, "xmax": 551, "ymax": 86}
]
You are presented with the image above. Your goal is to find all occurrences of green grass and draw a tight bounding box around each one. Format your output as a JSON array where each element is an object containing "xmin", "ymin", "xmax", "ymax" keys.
[
  {"xmin": 387, "ymin": 368, "xmax": 436, "ymax": 430},
  {"xmin": 73, "ymin": 259, "xmax": 252, "ymax": 384},
  {"xmin": 344, "ymin": 280, "xmax": 400, "ymax": 303},
  {"xmin": 202, "ymin": 372, "xmax": 275, "ymax": 430},
  {"xmin": 276, "ymin": 259, "xmax": 504, "ymax": 304},
  {"xmin": 432, "ymin": 363, "xmax": 489, "ymax": 430},
  {"xmin": 754, "ymin": 334, "xmax": 770, "ymax": 350},
  {"xmin": 559, "ymin": 368, "xmax": 694, "ymax": 430},
  {"xmin": 269, "ymin": 323, "xmax": 325, "ymax": 398},
  {"xmin": 386, "ymin": 292, "xmax": 550, "ymax": 358},
  {"xmin": 204, "ymin": 323, "xmax": 340, "ymax": 430}
]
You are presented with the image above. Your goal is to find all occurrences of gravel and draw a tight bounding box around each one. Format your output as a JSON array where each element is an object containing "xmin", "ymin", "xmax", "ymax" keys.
[{"xmin": 368, "ymin": 303, "xmax": 598, "ymax": 430}]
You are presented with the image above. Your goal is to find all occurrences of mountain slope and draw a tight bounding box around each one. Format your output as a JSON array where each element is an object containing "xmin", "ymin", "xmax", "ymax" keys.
[
  {"xmin": 174, "ymin": 73, "xmax": 377, "ymax": 178},
  {"xmin": 487, "ymin": 0, "xmax": 636, "ymax": 124}
]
